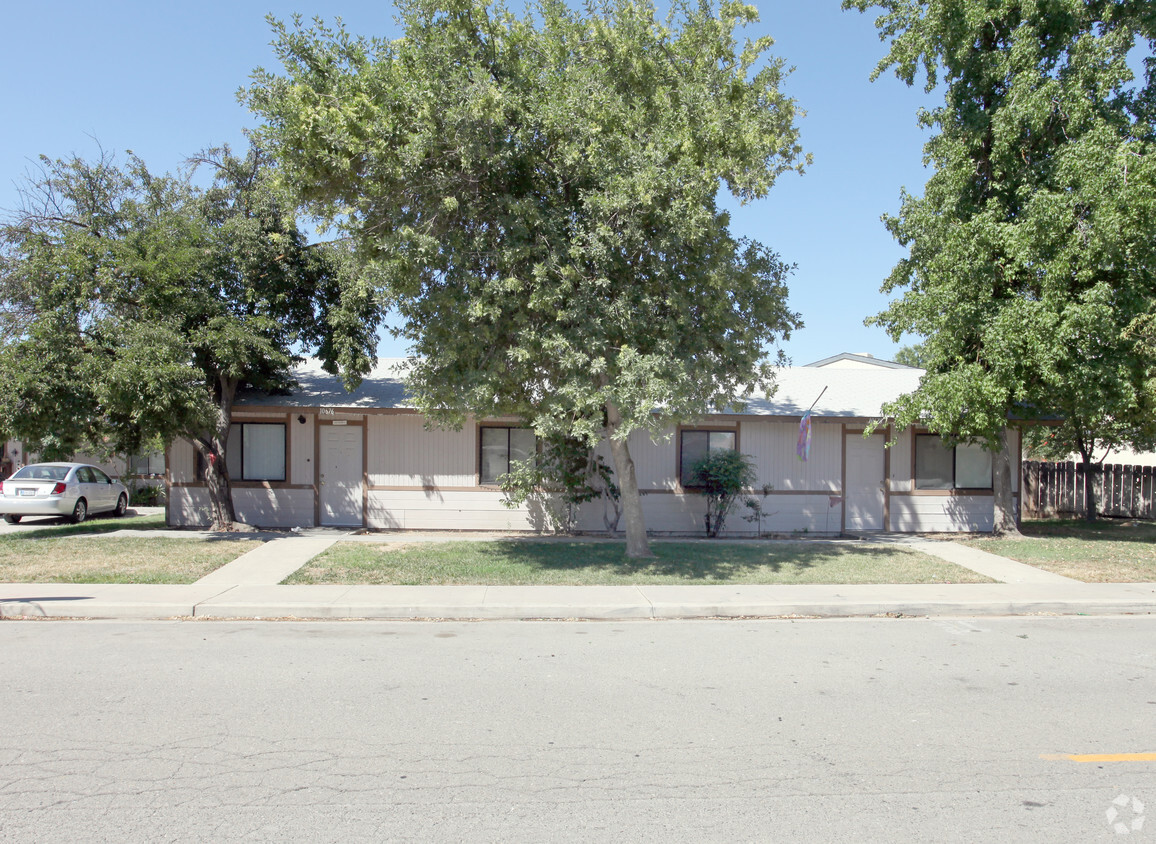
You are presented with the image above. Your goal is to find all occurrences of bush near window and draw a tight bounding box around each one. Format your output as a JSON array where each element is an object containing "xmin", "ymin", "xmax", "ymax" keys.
[
  {"xmin": 499, "ymin": 434, "xmax": 619, "ymax": 535},
  {"xmin": 689, "ymin": 449, "xmax": 757, "ymax": 538}
]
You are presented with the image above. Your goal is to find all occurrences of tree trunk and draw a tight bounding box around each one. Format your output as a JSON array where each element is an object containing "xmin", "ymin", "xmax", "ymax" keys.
[
  {"xmin": 195, "ymin": 376, "xmax": 239, "ymax": 531},
  {"xmin": 604, "ymin": 400, "xmax": 652, "ymax": 559},
  {"xmin": 992, "ymin": 426, "xmax": 1021, "ymax": 537},
  {"xmin": 1077, "ymin": 437, "xmax": 1097, "ymax": 522}
]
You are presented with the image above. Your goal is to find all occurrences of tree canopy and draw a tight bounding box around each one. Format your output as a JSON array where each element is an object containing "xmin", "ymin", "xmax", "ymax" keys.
[
  {"xmin": 846, "ymin": 0, "xmax": 1156, "ymax": 526},
  {"xmin": 0, "ymin": 145, "xmax": 381, "ymax": 528},
  {"xmin": 247, "ymin": 0, "xmax": 807, "ymax": 555}
]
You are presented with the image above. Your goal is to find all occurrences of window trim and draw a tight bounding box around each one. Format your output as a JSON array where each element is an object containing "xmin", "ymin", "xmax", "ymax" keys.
[
  {"xmin": 678, "ymin": 425, "xmax": 740, "ymax": 490},
  {"xmin": 477, "ymin": 424, "xmax": 537, "ymax": 486},
  {"xmin": 229, "ymin": 421, "xmax": 288, "ymax": 483},
  {"xmin": 913, "ymin": 433, "xmax": 993, "ymax": 491}
]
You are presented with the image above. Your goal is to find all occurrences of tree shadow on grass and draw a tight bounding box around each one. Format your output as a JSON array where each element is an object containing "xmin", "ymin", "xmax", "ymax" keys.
[
  {"xmin": 1019, "ymin": 519, "xmax": 1156, "ymax": 545},
  {"xmin": 459, "ymin": 541, "xmax": 909, "ymax": 583}
]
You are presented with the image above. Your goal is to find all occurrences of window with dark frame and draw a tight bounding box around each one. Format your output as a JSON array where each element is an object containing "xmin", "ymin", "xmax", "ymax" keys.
[
  {"xmin": 224, "ymin": 423, "xmax": 287, "ymax": 482},
  {"xmin": 679, "ymin": 429, "xmax": 737, "ymax": 487},
  {"xmin": 914, "ymin": 435, "xmax": 992, "ymax": 490},
  {"xmin": 479, "ymin": 426, "xmax": 536, "ymax": 485}
]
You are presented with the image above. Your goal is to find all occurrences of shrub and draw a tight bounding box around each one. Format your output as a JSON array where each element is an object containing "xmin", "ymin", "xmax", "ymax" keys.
[{"xmin": 689, "ymin": 449, "xmax": 757, "ymax": 537}]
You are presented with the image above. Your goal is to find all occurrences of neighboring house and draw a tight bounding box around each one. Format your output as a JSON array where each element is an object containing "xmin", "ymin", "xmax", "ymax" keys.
[
  {"xmin": 166, "ymin": 357, "xmax": 1020, "ymax": 534},
  {"xmin": 1, "ymin": 440, "xmax": 164, "ymax": 490},
  {"xmin": 804, "ymin": 352, "xmax": 917, "ymax": 370}
]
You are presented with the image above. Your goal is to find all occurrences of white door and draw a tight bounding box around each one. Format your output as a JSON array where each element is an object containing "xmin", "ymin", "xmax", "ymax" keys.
[
  {"xmin": 844, "ymin": 433, "xmax": 885, "ymax": 531},
  {"xmin": 319, "ymin": 425, "xmax": 364, "ymax": 527}
]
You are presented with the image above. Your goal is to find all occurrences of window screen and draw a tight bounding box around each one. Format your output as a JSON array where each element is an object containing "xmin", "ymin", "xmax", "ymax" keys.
[
  {"xmin": 915, "ymin": 436, "xmax": 954, "ymax": 490},
  {"xmin": 954, "ymin": 443, "xmax": 993, "ymax": 489},
  {"xmin": 680, "ymin": 430, "xmax": 737, "ymax": 486},
  {"xmin": 226, "ymin": 423, "xmax": 286, "ymax": 482},
  {"xmin": 480, "ymin": 427, "xmax": 536, "ymax": 485}
]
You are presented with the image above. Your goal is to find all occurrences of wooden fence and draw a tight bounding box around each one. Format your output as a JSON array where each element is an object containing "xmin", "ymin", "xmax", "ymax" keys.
[{"xmin": 1021, "ymin": 461, "xmax": 1156, "ymax": 519}]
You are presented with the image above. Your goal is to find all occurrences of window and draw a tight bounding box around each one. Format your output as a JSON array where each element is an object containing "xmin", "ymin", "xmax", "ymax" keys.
[
  {"xmin": 225, "ymin": 423, "xmax": 286, "ymax": 482},
  {"xmin": 130, "ymin": 452, "xmax": 166, "ymax": 476},
  {"xmin": 915, "ymin": 435, "xmax": 992, "ymax": 490},
  {"xmin": 480, "ymin": 427, "xmax": 536, "ymax": 485},
  {"xmin": 680, "ymin": 429, "xmax": 736, "ymax": 486}
]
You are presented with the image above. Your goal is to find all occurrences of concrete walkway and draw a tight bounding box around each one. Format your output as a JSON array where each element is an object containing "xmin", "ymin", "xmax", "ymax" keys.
[{"xmin": 1, "ymin": 530, "xmax": 1153, "ymax": 621}]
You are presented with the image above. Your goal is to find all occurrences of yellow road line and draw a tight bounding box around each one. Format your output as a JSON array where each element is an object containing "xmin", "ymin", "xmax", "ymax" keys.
[{"xmin": 1041, "ymin": 753, "xmax": 1156, "ymax": 762}]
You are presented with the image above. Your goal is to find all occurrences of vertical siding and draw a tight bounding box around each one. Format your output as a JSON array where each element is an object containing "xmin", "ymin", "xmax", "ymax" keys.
[
  {"xmin": 291, "ymin": 415, "xmax": 314, "ymax": 486},
  {"xmin": 169, "ymin": 439, "xmax": 197, "ymax": 484},
  {"xmin": 889, "ymin": 428, "xmax": 913, "ymax": 492},
  {"xmin": 368, "ymin": 414, "xmax": 478, "ymax": 486},
  {"xmin": 625, "ymin": 428, "xmax": 680, "ymax": 490},
  {"xmin": 744, "ymin": 419, "xmax": 840, "ymax": 492}
]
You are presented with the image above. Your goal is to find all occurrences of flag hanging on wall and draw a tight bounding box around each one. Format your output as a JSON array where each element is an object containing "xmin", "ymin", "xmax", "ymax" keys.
[{"xmin": 796, "ymin": 411, "xmax": 812, "ymax": 462}]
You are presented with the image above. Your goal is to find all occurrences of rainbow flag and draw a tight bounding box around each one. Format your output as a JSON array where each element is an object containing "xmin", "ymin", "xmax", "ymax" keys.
[{"xmin": 796, "ymin": 411, "xmax": 812, "ymax": 462}]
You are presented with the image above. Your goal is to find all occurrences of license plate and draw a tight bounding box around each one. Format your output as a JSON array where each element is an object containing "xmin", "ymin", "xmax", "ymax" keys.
[{"xmin": 18, "ymin": 488, "xmax": 35, "ymax": 496}]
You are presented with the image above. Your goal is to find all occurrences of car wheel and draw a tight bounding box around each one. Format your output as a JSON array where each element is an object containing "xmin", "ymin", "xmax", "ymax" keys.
[
  {"xmin": 114, "ymin": 493, "xmax": 128, "ymax": 517},
  {"xmin": 71, "ymin": 498, "xmax": 88, "ymax": 524},
  {"xmin": 3, "ymin": 514, "xmax": 20, "ymax": 525}
]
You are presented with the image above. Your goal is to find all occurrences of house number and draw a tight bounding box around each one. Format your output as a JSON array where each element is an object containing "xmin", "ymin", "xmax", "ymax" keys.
[{"xmin": 320, "ymin": 408, "xmax": 335, "ymax": 416}]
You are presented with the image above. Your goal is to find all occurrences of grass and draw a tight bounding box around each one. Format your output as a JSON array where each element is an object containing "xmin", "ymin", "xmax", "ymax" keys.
[
  {"xmin": 9, "ymin": 512, "xmax": 168, "ymax": 539},
  {"xmin": 285, "ymin": 539, "xmax": 993, "ymax": 586},
  {"xmin": 0, "ymin": 514, "xmax": 259, "ymax": 583},
  {"xmin": 961, "ymin": 519, "xmax": 1156, "ymax": 582}
]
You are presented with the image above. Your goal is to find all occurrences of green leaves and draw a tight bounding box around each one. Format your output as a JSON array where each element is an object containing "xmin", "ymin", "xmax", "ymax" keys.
[
  {"xmin": 0, "ymin": 144, "xmax": 382, "ymax": 460},
  {"xmin": 853, "ymin": 0, "xmax": 1156, "ymax": 461},
  {"xmin": 248, "ymin": 0, "xmax": 805, "ymax": 435}
]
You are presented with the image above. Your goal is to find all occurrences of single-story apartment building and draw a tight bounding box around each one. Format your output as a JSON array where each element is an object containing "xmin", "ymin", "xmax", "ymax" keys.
[{"xmin": 166, "ymin": 356, "xmax": 1020, "ymax": 534}]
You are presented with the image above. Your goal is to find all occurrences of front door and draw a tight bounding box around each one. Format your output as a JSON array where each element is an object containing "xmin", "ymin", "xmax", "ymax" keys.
[
  {"xmin": 844, "ymin": 433, "xmax": 885, "ymax": 531},
  {"xmin": 319, "ymin": 424, "xmax": 364, "ymax": 527}
]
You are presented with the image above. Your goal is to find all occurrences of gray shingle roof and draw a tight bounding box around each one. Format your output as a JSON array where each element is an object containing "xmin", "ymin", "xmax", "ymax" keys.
[{"xmin": 236, "ymin": 357, "xmax": 924, "ymax": 419}]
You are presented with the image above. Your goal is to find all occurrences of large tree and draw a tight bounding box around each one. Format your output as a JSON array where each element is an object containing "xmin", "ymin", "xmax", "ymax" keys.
[
  {"xmin": 0, "ymin": 146, "xmax": 381, "ymax": 528},
  {"xmin": 247, "ymin": 0, "xmax": 806, "ymax": 556},
  {"xmin": 845, "ymin": 0, "xmax": 1156, "ymax": 528}
]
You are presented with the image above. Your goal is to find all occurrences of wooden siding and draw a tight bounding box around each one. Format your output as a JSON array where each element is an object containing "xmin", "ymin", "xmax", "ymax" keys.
[
  {"xmin": 368, "ymin": 415, "xmax": 477, "ymax": 487},
  {"xmin": 169, "ymin": 439, "xmax": 197, "ymax": 484},
  {"xmin": 290, "ymin": 414, "xmax": 314, "ymax": 486},
  {"xmin": 743, "ymin": 420, "xmax": 840, "ymax": 492},
  {"xmin": 367, "ymin": 489, "xmax": 538, "ymax": 531},
  {"xmin": 169, "ymin": 486, "xmax": 315, "ymax": 528},
  {"xmin": 889, "ymin": 494, "xmax": 995, "ymax": 532}
]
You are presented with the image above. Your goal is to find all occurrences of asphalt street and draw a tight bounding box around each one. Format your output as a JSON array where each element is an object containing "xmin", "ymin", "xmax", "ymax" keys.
[{"xmin": 1, "ymin": 616, "xmax": 1153, "ymax": 842}]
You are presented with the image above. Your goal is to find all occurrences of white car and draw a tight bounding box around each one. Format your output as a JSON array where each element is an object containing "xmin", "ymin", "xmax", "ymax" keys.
[{"xmin": 0, "ymin": 462, "xmax": 129, "ymax": 524}]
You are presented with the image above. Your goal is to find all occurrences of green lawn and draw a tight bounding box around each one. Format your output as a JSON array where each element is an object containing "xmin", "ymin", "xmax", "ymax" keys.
[
  {"xmin": 286, "ymin": 539, "xmax": 992, "ymax": 586},
  {"xmin": 0, "ymin": 514, "xmax": 259, "ymax": 583},
  {"xmin": 8, "ymin": 512, "xmax": 168, "ymax": 539},
  {"xmin": 962, "ymin": 519, "xmax": 1156, "ymax": 582}
]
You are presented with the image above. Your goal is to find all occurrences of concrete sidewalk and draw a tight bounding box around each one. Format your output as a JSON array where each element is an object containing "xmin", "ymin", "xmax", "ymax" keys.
[
  {"xmin": 1, "ymin": 530, "xmax": 1153, "ymax": 620},
  {"xmin": 1, "ymin": 580, "xmax": 1154, "ymax": 620}
]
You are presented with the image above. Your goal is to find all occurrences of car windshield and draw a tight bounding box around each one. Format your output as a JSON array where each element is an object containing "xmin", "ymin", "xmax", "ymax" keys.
[{"xmin": 10, "ymin": 465, "xmax": 70, "ymax": 481}]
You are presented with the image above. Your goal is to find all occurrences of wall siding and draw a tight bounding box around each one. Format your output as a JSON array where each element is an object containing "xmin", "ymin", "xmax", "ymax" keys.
[
  {"xmin": 367, "ymin": 489, "xmax": 539, "ymax": 531},
  {"xmin": 889, "ymin": 495, "xmax": 994, "ymax": 532},
  {"xmin": 169, "ymin": 485, "xmax": 315, "ymax": 528},
  {"xmin": 368, "ymin": 415, "xmax": 477, "ymax": 487},
  {"xmin": 169, "ymin": 439, "xmax": 197, "ymax": 485}
]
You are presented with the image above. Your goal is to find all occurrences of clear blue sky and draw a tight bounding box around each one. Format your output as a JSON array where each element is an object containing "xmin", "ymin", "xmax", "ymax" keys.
[{"xmin": 1, "ymin": 1, "xmax": 939, "ymax": 366}]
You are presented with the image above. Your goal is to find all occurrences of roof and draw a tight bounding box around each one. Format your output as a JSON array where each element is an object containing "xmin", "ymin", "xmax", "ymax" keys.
[
  {"xmin": 235, "ymin": 357, "xmax": 925, "ymax": 420},
  {"xmin": 236, "ymin": 358, "xmax": 413, "ymax": 409},
  {"xmin": 739, "ymin": 366, "xmax": 923, "ymax": 418},
  {"xmin": 803, "ymin": 352, "xmax": 917, "ymax": 370}
]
